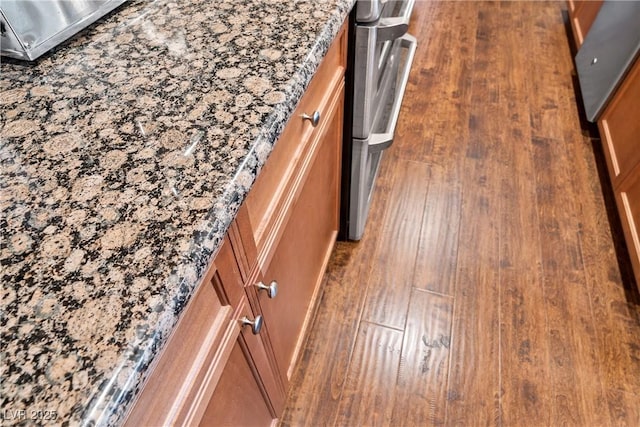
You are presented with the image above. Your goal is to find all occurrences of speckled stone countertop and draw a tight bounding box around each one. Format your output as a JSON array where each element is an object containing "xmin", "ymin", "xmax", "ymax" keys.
[{"xmin": 0, "ymin": 0, "xmax": 353, "ymax": 425}]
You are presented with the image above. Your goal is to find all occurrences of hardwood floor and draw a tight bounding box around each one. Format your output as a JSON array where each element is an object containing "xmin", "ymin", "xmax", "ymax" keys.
[{"xmin": 280, "ymin": 1, "xmax": 640, "ymax": 426}]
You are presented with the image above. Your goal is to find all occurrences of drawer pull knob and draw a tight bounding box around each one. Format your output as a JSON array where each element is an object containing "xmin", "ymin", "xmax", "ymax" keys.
[
  {"xmin": 255, "ymin": 281, "xmax": 278, "ymax": 299},
  {"xmin": 240, "ymin": 315, "xmax": 263, "ymax": 335},
  {"xmin": 302, "ymin": 111, "xmax": 321, "ymax": 127}
]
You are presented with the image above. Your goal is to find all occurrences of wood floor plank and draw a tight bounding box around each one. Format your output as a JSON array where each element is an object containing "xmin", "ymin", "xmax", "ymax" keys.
[
  {"xmin": 397, "ymin": 2, "xmax": 475, "ymax": 297},
  {"xmin": 532, "ymin": 135, "xmax": 609, "ymax": 427},
  {"xmin": 334, "ymin": 322, "xmax": 403, "ymax": 427},
  {"xmin": 413, "ymin": 164, "xmax": 461, "ymax": 296},
  {"xmin": 361, "ymin": 160, "xmax": 430, "ymax": 330},
  {"xmin": 445, "ymin": 5, "xmax": 503, "ymax": 423},
  {"xmin": 607, "ymin": 388, "xmax": 640, "ymax": 427},
  {"xmin": 529, "ymin": 94, "xmax": 610, "ymax": 426},
  {"xmin": 530, "ymin": 134, "xmax": 610, "ymax": 424},
  {"xmin": 445, "ymin": 160, "xmax": 501, "ymax": 426},
  {"xmin": 390, "ymin": 289, "xmax": 453, "ymax": 426},
  {"xmin": 396, "ymin": 1, "xmax": 477, "ymax": 171},
  {"xmin": 494, "ymin": 3, "xmax": 553, "ymax": 425}
]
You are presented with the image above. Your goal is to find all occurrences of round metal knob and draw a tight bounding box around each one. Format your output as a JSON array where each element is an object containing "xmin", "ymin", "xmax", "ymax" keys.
[
  {"xmin": 255, "ymin": 281, "xmax": 278, "ymax": 299},
  {"xmin": 591, "ymin": 57, "xmax": 598, "ymax": 65},
  {"xmin": 302, "ymin": 111, "xmax": 321, "ymax": 127},
  {"xmin": 240, "ymin": 315, "xmax": 263, "ymax": 335}
]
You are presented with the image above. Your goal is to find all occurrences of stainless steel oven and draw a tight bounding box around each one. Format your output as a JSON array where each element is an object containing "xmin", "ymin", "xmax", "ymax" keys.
[{"xmin": 340, "ymin": 0, "xmax": 417, "ymax": 241}]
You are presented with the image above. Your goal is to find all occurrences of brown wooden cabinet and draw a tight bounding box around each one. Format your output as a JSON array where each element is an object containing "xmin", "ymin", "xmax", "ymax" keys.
[
  {"xmin": 199, "ymin": 298, "xmax": 282, "ymax": 427},
  {"xmin": 597, "ymin": 58, "xmax": 640, "ymax": 284},
  {"xmin": 237, "ymin": 20, "xmax": 347, "ymax": 391},
  {"xmin": 567, "ymin": 0, "xmax": 603, "ymax": 48},
  {"xmin": 598, "ymin": 58, "xmax": 640, "ymax": 188},
  {"xmin": 616, "ymin": 171, "xmax": 640, "ymax": 289},
  {"xmin": 199, "ymin": 341, "xmax": 274, "ymax": 427},
  {"xmin": 253, "ymin": 83, "xmax": 344, "ymax": 386},
  {"xmin": 124, "ymin": 20, "xmax": 347, "ymax": 426},
  {"xmin": 123, "ymin": 237, "xmax": 279, "ymax": 426}
]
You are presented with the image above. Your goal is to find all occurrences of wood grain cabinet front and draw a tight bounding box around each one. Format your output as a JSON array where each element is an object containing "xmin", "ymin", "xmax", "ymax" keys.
[
  {"xmin": 597, "ymin": 58, "xmax": 640, "ymax": 284},
  {"xmin": 123, "ymin": 237, "xmax": 280, "ymax": 426},
  {"xmin": 597, "ymin": 58, "xmax": 640, "ymax": 188},
  {"xmin": 616, "ymin": 170, "xmax": 640, "ymax": 292},
  {"xmin": 238, "ymin": 20, "xmax": 347, "ymax": 390},
  {"xmin": 567, "ymin": 0, "xmax": 603, "ymax": 48},
  {"xmin": 199, "ymin": 341, "xmax": 275, "ymax": 427},
  {"xmin": 199, "ymin": 300, "xmax": 284, "ymax": 427},
  {"xmin": 254, "ymin": 80, "xmax": 344, "ymax": 388}
]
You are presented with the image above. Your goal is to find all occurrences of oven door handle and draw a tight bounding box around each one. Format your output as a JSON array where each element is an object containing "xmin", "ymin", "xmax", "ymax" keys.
[
  {"xmin": 377, "ymin": 0, "xmax": 416, "ymax": 42},
  {"xmin": 368, "ymin": 33, "xmax": 417, "ymax": 153}
]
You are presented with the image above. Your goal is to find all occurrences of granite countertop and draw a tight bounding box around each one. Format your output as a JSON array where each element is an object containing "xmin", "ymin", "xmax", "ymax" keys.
[{"xmin": 0, "ymin": 0, "xmax": 353, "ymax": 424}]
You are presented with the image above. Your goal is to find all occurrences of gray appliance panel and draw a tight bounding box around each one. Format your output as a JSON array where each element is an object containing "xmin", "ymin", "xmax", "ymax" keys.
[
  {"xmin": 575, "ymin": 1, "xmax": 640, "ymax": 122},
  {"xmin": 1, "ymin": 0, "xmax": 126, "ymax": 61}
]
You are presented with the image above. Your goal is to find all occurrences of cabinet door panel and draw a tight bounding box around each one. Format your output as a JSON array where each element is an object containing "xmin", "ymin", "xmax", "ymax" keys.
[
  {"xmin": 598, "ymin": 58, "xmax": 640, "ymax": 186},
  {"xmin": 259, "ymin": 85, "xmax": 343, "ymax": 386},
  {"xmin": 617, "ymin": 170, "xmax": 640, "ymax": 284},
  {"xmin": 570, "ymin": 0, "xmax": 603, "ymax": 47},
  {"xmin": 200, "ymin": 341, "xmax": 275, "ymax": 427},
  {"xmin": 124, "ymin": 241, "xmax": 235, "ymax": 427}
]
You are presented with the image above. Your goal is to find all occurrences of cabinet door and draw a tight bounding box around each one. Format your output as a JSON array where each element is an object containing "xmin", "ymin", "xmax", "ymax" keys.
[
  {"xmin": 200, "ymin": 341, "xmax": 273, "ymax": 427},
  {"xmin": 200, "ymin": 303, "xmax": 281, "ymax": 427},
  {"xmin": 569, "ymin": 0, "xmax": 603, "ymax": 48},
  {"xmin": 257, "ymin": 83, "xmax": 344, "ymax": 386},
  {"xmin": 598, "ymin": 58, "xmax": 640, "ymax": 188},
  {"xmin": 124, "ymin": 238, "xmax": 239, "ymax": 426},
  {"xmin": 616, "ymin": 170, "xmax": 640, "ymax": 287},
  {"xmin": 124, "ymin": 237, "xmax": 283, "ymax": 426}
]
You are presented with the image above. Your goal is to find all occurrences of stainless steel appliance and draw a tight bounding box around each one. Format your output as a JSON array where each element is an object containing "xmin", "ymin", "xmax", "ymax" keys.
[
  {"xmin": 340, "ymin": 0, "xmax": 417, "ymax": 240},
  {"xmin": 575, "ymin": 1, "xmax": 640, "ymax": 122},
  {"xmin": 0, "ymin": 0, "xmax": 126, "ymax": 61}
]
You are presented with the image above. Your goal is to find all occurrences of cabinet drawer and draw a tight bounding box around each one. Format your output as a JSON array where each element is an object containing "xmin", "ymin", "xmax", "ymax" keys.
[
  {"xmin": 598, "ymin": 58, "xmax": 640, "ymax": 187},
  {"xmin": 616, "ymin": 169, "xmax": 640, "ymax": 283},
  {"xmin": 244, "ymin": 23, "xmax": 347, "ymax": 257}
]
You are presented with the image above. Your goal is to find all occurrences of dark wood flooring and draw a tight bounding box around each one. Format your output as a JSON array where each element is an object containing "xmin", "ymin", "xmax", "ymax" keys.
[{"xmin": 281, "ymin": 1, "xmax": 640, "ymax": 425}]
